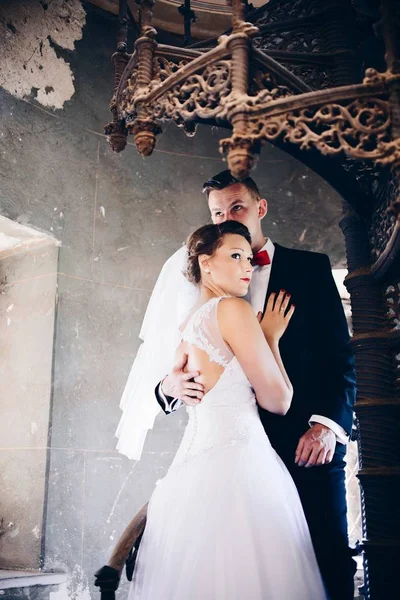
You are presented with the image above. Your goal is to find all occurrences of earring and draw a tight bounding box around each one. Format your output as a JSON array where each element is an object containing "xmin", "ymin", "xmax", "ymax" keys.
[{"xmin": 205, "ymin": 269, "xmax": 210, "ymax": 274}]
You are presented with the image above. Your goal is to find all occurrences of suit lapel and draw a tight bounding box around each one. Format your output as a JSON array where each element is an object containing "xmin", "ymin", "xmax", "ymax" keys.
[
  {"xmin": 263, "ymin": 244, "xmax": 289, "ymax": 313},
  {"xmin": 264, "ymin": 244, "xmax": 305, "ymax": 354}
]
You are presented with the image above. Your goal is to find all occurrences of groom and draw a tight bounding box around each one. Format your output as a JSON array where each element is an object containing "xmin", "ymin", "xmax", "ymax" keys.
[{"xmin": 155, "ymin": 170, "xmax": 357, "ymax": 600}]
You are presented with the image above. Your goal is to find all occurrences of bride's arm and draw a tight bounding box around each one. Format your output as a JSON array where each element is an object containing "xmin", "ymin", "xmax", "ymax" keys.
[
  {"xmin": 219, "ymin": 297, "xmax": 293, "ymax": 415},
  {"xmin": 258, "ymin": 291, "xmax": 294, "ymax": 396}
]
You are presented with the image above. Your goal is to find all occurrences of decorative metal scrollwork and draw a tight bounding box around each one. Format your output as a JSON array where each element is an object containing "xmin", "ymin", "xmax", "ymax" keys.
[
  {"xmin": 222, "ymin": 95, "xmax": 390, "ymax": 155},
  {"xmin": 253, "ymin": 26, "xmax": 322, "ymax": 54},
  {"xmin": 150, "ymin": 59, "xmax": 232, "ymax": 124},
  {"xmin": 105, "ymin": 1, "xmax": 400, "ymax": 183},
  {"xmin": 255, "ymin": 0, "xmax": 320, "ymax": 25},
  {"xmin": 369, "ymin": 169, "xmax": 400, "ymax": 278},
  {"xmin": 276, "ymin": 64, "xmax": 331, "ymax": 90}
]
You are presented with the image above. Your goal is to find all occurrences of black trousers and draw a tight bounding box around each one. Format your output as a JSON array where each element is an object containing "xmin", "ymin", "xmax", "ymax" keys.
[{"xmin": 286, "ymin": 449, "xmax": 357, "ymax": 600}]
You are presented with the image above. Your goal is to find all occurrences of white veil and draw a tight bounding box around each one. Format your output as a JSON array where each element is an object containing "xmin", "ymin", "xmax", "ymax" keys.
[{"xmin": 115, "ymin": 245, "xmax": 200, "ymax": 461}]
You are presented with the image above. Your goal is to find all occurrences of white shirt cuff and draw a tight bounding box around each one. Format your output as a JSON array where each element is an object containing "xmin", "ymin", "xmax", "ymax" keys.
[
  {"xmin": 309, "ymin": 415, "xmax": 348, "ymax": 445},
  {"xmin": 159, "ymin": 383, "xmax": 182, "ymax": 413}
]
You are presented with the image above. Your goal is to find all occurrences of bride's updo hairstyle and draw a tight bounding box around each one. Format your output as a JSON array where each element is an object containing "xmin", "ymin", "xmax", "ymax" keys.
[{"xmin": 185, "ymin": 221, "xmax": 252, "ymax": 284}]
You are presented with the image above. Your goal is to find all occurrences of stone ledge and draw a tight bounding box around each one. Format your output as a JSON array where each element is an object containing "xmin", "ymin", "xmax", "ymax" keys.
[{"xmin": 0, "ymin": 570, "xmax": 67, "ymax": 590}]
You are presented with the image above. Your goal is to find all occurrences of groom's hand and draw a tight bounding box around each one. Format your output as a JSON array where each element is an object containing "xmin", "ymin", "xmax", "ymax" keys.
[
  {"xmin": 161, "ymin": 353, "xmax": 205, "ymax": 406},
  {"xmin": 295, "ymin": 424, "xmax": 336, "ymax": 468}
]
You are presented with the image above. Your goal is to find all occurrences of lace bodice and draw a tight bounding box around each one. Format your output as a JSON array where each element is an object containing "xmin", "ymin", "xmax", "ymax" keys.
[
  {"xmin": 180, "ymin": 297, "xmax": 234, "ymax": 368},
  {"xmin": 168, "ymin": 297, "xmax": 268, "ymax": 472}
]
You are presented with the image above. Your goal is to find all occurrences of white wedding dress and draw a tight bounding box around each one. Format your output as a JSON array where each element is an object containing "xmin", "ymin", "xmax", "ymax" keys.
[{"xmin": 128, "ymin": 297, "xmax": 328, "ymax": 600}]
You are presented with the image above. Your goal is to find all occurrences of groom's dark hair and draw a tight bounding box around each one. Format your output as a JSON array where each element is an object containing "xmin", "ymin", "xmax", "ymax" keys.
[{"xmin": 202, "ymin": 170, "xmax": 261, "ymax": 201}]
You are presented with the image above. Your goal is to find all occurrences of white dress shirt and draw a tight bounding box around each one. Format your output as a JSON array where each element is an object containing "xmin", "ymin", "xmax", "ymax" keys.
[
  {"xmin": 244, "ymin": 237, "xmax": 276, "ymax": 314},
  {"xmin": 160, "ymin": 239, "xmax": 348, "ymax": 444}
]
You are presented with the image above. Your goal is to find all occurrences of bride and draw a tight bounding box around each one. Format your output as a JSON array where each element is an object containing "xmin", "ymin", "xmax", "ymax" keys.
[{"xmin": 128, "ymin": 220, "xmax": 327, "ymax": 600}]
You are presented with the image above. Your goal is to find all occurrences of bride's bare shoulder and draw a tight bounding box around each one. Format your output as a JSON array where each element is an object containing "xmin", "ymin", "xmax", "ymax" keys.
[{"xmin": 218, "ymin": 297, "xmax": 254, "ymax": 322}]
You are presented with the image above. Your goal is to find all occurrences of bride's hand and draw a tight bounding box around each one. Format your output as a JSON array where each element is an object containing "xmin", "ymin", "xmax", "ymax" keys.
[{"xmin": 257, "ymin": 290, "xmax": 295, "ymax": 344}]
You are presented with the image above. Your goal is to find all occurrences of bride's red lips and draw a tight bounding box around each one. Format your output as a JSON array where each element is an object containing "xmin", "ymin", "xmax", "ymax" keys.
[{"xmin": 241, "ymin": 278, "xmax": 251, "ymax": 282}]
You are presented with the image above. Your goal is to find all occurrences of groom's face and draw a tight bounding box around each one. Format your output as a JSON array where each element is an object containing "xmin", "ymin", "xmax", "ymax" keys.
[{"xmin": 208, "ymin": 183, "xmax": 267, "ymax": 250}]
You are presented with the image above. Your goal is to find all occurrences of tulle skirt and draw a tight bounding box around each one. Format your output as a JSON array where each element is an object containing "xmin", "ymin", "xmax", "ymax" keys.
[{"xmin": 128, "ymin": 438, "xmax": 327, "ymax": 600}]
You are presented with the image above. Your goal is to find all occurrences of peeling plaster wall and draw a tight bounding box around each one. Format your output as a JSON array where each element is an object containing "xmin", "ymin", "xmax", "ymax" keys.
[{"xmin": 0, "ymin": 0, "xmax": 86, "ymax": 109}]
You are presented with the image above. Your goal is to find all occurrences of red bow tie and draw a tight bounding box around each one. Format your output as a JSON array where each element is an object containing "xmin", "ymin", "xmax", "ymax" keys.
[{"xmin": 251, "ymin": 249, "xmax": 271, "ymax": 267}]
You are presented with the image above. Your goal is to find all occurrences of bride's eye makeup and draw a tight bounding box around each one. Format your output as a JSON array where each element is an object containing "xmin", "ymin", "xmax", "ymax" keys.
[{"xmin": 231, "ymin": 252, "xmax": 241, "ymax": 260}]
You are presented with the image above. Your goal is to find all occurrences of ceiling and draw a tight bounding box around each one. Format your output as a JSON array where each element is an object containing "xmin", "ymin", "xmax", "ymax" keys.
[{"xmin": 87, "ymin": 0, "xmax": 268, "ymax": 40}]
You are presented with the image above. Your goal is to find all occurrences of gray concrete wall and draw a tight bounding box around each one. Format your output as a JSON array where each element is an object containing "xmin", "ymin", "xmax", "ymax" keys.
[{"xmin": 0, "ymin": 3, "xmax": 347, "ymax": 599}]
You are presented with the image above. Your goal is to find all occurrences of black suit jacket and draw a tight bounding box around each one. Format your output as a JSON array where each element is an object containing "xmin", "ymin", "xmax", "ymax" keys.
[
  {"xmin": 157, "ymin": 244, "xmax": 356, "ymax": 464},
  {"xmin": 260, "ymin": 244, "xmax": 356, "ymax": 463}
]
